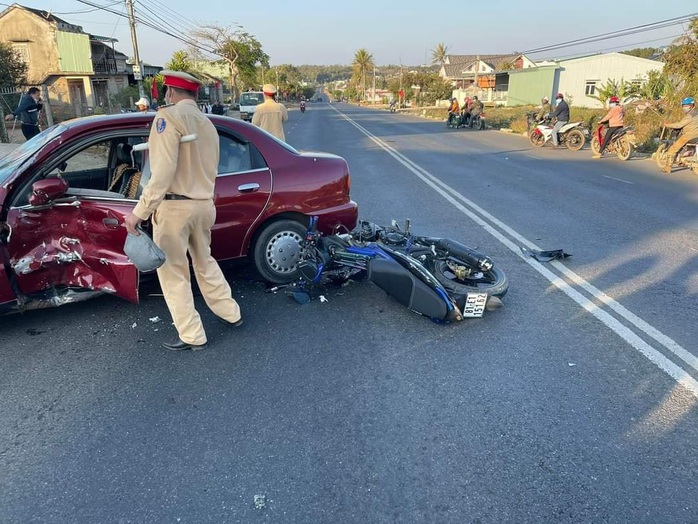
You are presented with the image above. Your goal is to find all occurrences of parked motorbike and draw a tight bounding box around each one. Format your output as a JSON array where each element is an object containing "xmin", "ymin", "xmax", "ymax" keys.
[
  {"xmin": 290, "ymin": 217, "xmax": 508, "ymax": 323},
  {"xmin": 590, "ymin": 124, "xmax": 636, "ymax": 161},
  {"xmin": 390, "ymin": 102, "xmax": 397, "ymax": 113},
  {"xmin": 527, "ymin": 112, "xmax": 587, "ymax": 150},
  {"xmin": 655, "ymin": 126, "xmax": 698, "ymax": 175}
]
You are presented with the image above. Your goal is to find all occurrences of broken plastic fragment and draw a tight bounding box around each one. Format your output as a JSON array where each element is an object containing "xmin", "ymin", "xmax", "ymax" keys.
[
  {"xmin": 253, "ymin": 495, "xmax": 266, "ymax": 510},
  {"xmin": 131, "ymin": 322, "xmax": 137, "ymax": 329},
  {"xmin": 520, "ymin": 246, "xmax": 572, "ymax": 262},
  {"xmin": 319, "ymin": 295, "xmax": 328, "ymax": 303},
  {"xmin": 149, "ymin": 316, "xmax": 161, "ymax": 323}
]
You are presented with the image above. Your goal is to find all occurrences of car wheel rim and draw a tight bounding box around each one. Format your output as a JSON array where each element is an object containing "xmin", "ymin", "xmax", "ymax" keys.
[{"xmin": 265, "ymin": 230, "xmax": 303, "ymax": 274}]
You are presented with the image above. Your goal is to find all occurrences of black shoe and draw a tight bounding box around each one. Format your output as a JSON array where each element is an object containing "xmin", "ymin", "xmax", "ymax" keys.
[
  {"xmin": 162, "ymin": 338, "xmax": 208, "ymax": 351},
  {"xmin": 223, "ymin": 318, "xmax": 243, "ymax": 328}
]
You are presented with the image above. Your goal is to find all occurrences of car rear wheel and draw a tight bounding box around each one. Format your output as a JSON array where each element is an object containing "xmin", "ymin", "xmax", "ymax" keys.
[{"xmin": 253, "ymin": 219, "xmax": 307, "ymax": 283}]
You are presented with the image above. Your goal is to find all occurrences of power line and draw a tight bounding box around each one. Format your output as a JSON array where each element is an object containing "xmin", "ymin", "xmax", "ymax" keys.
[
  {"xmin": 549, "ymin": 34, "xmax": 681, "ymax": 61},
  {"xmin": 523, "ymin": 12, "xmax": 697, "ymax": 54},
  {"xmin": 74, "ymin": 0, "xmax": 217, "ymax": 57}
]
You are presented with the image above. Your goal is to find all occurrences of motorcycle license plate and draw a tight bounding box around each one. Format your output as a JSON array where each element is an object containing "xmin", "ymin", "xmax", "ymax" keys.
[{"xmin": 462, "ymin": 292, "xmax": 488, "ymax": 318}]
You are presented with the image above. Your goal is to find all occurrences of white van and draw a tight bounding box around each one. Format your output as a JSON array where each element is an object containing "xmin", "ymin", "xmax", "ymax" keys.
[{"xmin": 239, "ymin": 91, "xmax": 265, "ymax": 122}]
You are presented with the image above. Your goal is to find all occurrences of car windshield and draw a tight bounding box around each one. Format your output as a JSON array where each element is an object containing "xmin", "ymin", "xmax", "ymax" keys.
[
  {"xmin": 0, "ymin": 124, "xmax": 67, "ymax": 186},
  {"xmin": 240, "ymin": 93, "xmax": 264, "ymax": 105}
]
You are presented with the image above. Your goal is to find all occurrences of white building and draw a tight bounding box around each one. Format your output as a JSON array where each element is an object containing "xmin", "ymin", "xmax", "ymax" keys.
[{"xmin": 551, "ymin": 52, "xmax": 663, "ymax": 108}]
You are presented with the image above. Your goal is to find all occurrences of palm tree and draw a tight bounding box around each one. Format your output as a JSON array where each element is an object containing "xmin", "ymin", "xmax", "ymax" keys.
[
  {"xmin": 352, "ymin": 48, "xmax": 374, "ymax": 102},
  {"xmin": 431, "ymin": 43, "xmax": 449, "ymax": 67}
]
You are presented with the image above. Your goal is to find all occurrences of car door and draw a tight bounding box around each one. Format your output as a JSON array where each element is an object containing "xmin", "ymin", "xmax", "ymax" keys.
[
  {"xmin": 3, "ymin": 135, "xmax": 142, "ymax": 305},
  {"xmin": 210, "ymin": 133, "xmax": 272, "ymax": 260}
]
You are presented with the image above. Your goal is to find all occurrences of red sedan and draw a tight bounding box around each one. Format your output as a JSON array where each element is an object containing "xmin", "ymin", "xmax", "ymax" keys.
[{"xmin": 0, "ymin": 113, "xmax": 357, "ymax": 313}]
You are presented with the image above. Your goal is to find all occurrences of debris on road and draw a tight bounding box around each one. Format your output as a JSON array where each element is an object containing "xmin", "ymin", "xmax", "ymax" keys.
[
  {"xmin": 149, "ymin": 316, "xmax": 161, "ymax": 324},
  {"xmin": 253, "ymin": 494, "xmax": 266, "ymax": 510},
  {"xmin": 520, "ymin": 246, "xmax": 572, "ymax": 262}
]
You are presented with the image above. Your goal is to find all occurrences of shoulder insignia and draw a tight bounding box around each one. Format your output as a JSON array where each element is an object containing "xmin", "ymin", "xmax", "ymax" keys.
[{"xmin": 156, "ymin": 117, "xmax": 167, "ymax": 134}]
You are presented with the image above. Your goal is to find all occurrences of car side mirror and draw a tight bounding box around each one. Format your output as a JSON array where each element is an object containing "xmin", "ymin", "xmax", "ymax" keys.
[{"xmin": 29, "ymin": 178, "xmax": 69, "ymax": 206}]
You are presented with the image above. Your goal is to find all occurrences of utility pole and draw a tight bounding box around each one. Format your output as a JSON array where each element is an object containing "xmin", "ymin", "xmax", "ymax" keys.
[
  {"xmin": 474, "ymin": 54, "xmax": 480, "ymax": 98},
  {"xmin": 126, "ymin": 0, "xmax": 145, "ymax": 98},
  {"xmin": 372, "ymin": 66, "xmax": 376, "ymax": 105},
  {"xmin": 399, "ymin": 60, "xmax": 403, "ymax": 107}
]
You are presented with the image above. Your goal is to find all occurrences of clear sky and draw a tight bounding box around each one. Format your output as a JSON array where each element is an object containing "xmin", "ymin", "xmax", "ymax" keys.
[{"xmin": 10, "ymin": 0, "xmax": 698, "ymax": 66}]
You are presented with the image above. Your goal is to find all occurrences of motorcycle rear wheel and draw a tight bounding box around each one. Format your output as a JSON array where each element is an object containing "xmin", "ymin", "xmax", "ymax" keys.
[
  {"xmin": 429, "ymin": 260, "xmax": 508, "ymax": 299},
  {"xmin": 616, "ymin": 138, "xmax": 633, "ymax": 161},
  {"xmin": 529, "ymin": 129, "xmax": 545, "ymax": 147},
  {"xmin": 566, "ymin": 129, "xmax": 585, "ymax": 151},
  {"xmin": 590, "ymin": 136, "xmax": 601, "ymax": 155}
]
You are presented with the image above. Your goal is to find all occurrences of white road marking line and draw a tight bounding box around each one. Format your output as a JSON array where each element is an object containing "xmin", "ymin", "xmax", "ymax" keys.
[
  {"xmin": 332, "ymin": 106, "xmax": 698, "ymax": 398},
  {"xmin": 602, "ymin": 175, "xmax": 634, "ymax": 184}
]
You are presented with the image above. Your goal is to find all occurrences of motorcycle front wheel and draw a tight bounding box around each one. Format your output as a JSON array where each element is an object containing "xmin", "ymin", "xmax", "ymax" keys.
[
  {"xmin": 566, "ymin": 129, "xmax": 585, "ymax": 151},
  {"xmin": 655, "ymin": 144, "xmax": 669, "ymax": 169},
  {"xmin": 529, "ymin": 129, "xmax": 545, "ymax": 147},
  {"xmin": 590, "ymin": 136, "xmax": 601, "ymax": 155},
  {"xmin": 616, "ymin": 137, "xmax": 633, "ymax": 161}
]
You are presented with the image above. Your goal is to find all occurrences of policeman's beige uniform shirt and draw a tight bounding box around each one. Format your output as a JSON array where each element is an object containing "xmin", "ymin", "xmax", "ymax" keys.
[
  {"xmin": 133, "ymin": 99, "xmax": 219, "ymax": 220},
  {"xmin": 251, "ymin": 99, "xmax": 288, "ymax": 141}
]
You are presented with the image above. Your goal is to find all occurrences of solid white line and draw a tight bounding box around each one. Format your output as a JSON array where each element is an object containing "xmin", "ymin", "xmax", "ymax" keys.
[
  {"xmin": 602, "ymin": 175, "xmax": 634, "ymax": 184},
  {"xmin": 332, "ymin": 106, "xmax": 698, "ymax": 398}
]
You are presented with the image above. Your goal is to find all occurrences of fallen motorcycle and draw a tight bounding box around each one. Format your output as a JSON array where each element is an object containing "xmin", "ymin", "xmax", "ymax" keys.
[
  {"xmin": 590, "ymin": 124, "xmax": 636, "ymax": 160},
  {"xmin": 528, "ymin": 113, "xmax": 587, "ymax": 150},
  {"xmin": 287, "ymin": 217, "xmax": 508, "ymax": 323},
  {"xmin": 655, "ymin": 126, "xmax": 698, "ymax": 175}
]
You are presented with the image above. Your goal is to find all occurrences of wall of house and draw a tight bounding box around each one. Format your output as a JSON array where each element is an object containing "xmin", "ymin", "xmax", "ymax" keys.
[
  {"xmin": 0, "ymin": 8, "xmax": 60, "ymax": 84},
  {"xmin": 507, "ymin": 67, "xmax": 559, "ymax": 106},
  {"xmin": 557, "ymin": 54, "xmax": 664, "ymax": 108},
  {"xmin": 56, "ymin": 31, "xmax": 93, "ymax": 73}
]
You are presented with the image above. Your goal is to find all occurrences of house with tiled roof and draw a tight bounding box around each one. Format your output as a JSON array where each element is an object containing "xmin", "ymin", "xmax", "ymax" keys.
[
  {"xmin": 0, "ymin": 3, "xmax": 153, "ymax": 115},
  {"xmin": 439, "ymin": 53, "xmax": 537, "ymax": 104}
]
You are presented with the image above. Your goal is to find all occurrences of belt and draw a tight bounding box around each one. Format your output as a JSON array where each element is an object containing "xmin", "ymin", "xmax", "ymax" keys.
[{"xmin": 164, "ymin": 194, "xmax": 191, "ymax": 200}]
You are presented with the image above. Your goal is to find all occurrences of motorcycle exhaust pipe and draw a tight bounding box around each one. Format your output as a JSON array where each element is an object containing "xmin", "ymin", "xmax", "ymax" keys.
[{"xmin": 434, "ymin": 239, "xmax": 494, "ymax": 272}]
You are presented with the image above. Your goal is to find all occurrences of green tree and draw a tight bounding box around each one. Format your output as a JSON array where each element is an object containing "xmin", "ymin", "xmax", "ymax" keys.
[
  {"xmin": 620, "ymin": 47, "xmax": 661, "ymax": 59},
  {"xmin": 351, "ymin": 48, "xmax": 374, "ymax": 101},
  {"xmin": 165, "ymin": 50, "xmax": 193, "ymax": 72},
  {"xmin": 431, "ymin": 42, "xmax": 449, "ymax": 67},
  {"xmin": 192, "ymin": 25, "xmax": 268, "ymax": 100},
  {"xmin": 0, "ymin": 42, "xmax": 27, "ymax": 89},
  {"xmin": 586, "ymin": 78, "xmax": 640, "ymax": 105},
  {"xmin": 663, "ymin": 17, "xmax": 698, "ymax": 96}
]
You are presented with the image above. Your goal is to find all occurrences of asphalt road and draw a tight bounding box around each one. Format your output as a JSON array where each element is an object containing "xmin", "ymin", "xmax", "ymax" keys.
[{"xmin": 1, "ymin": 103, "xmax": 697, "ymax": 523}]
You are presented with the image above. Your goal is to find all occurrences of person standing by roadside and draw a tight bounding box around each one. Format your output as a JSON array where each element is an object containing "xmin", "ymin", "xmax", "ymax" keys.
[
  {"xmin": 550, "ymin": 93, "xmax": 570, "ymax": 147},
  {"xmin": 662, "ymin": 96, "xmax": 697, "ymax": 173},
  {"xmin": 135, "ymin": 97, "xmax": 150, "ymax": 113},
  {"xmin": 4, "ymin": 87, "xmax": 42, "ymax": 141},
  {"xmin": 593, "ymin": 96, "xmax": 624, "ymax": 159},
  {"xmin": 537, "ymin": 96, "xmax": 551, "ymax": 121},
  {"xmin": 124, "ymin": 70, "xmax": 242, "ymax": 351},
  {"xmin": 252, "ymin": 84, "xmax": 288, "ymax": 141}
]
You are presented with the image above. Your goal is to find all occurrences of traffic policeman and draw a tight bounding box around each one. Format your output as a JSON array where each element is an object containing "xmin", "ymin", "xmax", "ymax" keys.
[{"xmin": 124, "ymin": 70, "xmax": 242, "ymax": 351}]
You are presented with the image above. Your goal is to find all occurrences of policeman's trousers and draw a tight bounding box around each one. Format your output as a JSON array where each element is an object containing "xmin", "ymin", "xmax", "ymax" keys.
[{"xmin": 153, "ymin": 199, "xmax": 241, "ymax": 345}]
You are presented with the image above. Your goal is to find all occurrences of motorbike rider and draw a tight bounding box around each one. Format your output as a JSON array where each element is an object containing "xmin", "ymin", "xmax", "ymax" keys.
[
  {"xmin": 300, "ymin": 99, "xmax": 306, "ymax": 111},
  {"xmin": 447, "ymin": 97, "xmax": 460, "ymax": 126},
  {"xmin": 537, "ymin": 96, "xmax": 551, "ymax": 121},
  {"xmin": 663, "ymin": 97, "xmax": 698, "ymax": 173},
  {"xmin": 593, "ymin": 96, "xmax": 624, "ymax": 159},
  {"xmin": 550, "ymin": 93, "xmax": 570, "ymax": 147},
  {"xmin": 470, "ymin": 95, "xmax": 484, "ymax": 123}
]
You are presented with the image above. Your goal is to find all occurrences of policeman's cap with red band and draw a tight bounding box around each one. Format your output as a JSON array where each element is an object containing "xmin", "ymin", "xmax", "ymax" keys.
[{"xmin": 161, "ymin": 70, "xmax": 203, "ymax": 93}]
